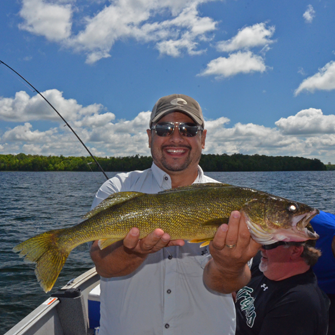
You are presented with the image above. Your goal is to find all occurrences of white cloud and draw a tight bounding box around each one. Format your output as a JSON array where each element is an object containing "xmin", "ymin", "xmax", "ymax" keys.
[
  {"xmin": 73, "ymin": 113, "xmax": 116, "ymax": 128},
  {"xmin": 203, "ymin": 111, "xmax": 335, "ymax": 163},
  {"xmin": 156, "ymin": 37, "xmax": 203, "ymax": 57},
  {"xmin": 216, "ymin": 23, "xmax": 275, "ymax": 52},
  {"xmin": 275, "ymin": 108, "xmax": 335, "ymax": 135},
  {"xmin": 19, "ymin": 0, "xmax": 218, "ymax": 63},
  {"xmin": 2, "ymin": 89, "xmax": 335, "ymax": 163},
  {"xmin": 19, "ymin": 0, "xmax": 72, "ymax": 41},
  {"xmin": 303, "ymin": 5, "xmax": 315, "ymax": 23},
  {"xmin": 0, "ymin": 90, "xmax": 107, "ymax": 123},
  {"xmin": 295, "ymin": 61, "xmax": 335, "ymax": 95},
  {"xmin": 2, "ymin": 123, "xmax": 57, "ymax": 142},
  {"xmin": 199, "ymin": 22, "xmax": 274, "ymax": 79},
  {"xmin": 198, "ymin": 51, "xmax": 267, "ymax": 79},
  {"xmin": 0, "ymin": 91, "xmax": 152, "ymax": 156}
]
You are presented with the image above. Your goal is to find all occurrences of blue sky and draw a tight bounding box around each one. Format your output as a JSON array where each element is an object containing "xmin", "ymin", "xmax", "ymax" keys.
[{"xmin": 1, "ymin": 0, "xmax": 335, "ymax": 164}]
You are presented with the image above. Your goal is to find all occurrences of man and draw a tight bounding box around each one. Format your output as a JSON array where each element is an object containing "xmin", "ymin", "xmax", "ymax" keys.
[
  {"xmin": 235, "ymin": 241, "xmax": 329, "ymax": 335},
  {"xmin": 90, "ymin": 94, "xmax": 260, "ymax": 335}
]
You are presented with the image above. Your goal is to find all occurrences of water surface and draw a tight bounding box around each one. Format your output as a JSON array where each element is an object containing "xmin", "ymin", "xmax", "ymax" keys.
[{"xmin": 1, "ymin": 170, "xmax": 334, "ymax": 333}]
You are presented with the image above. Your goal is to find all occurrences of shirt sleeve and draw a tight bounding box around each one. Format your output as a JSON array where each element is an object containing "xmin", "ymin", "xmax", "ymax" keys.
[{"xmin": 91, "ymin": 178, "xmax": 122, "ymax": 209}]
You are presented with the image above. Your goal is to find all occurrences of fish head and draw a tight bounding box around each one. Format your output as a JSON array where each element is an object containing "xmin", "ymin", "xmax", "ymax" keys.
[{"xmin": 242, "ymin": 193, "xmax": 319, "ymax": 245}]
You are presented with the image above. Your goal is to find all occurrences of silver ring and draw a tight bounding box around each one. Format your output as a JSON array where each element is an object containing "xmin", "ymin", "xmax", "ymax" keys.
[{"xmin": 226, "ymin": 244, "xmax": 236, "ymax": 249}]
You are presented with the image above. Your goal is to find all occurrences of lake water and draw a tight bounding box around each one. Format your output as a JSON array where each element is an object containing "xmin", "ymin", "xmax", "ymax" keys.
[{"xmin": 1, "ymin": 170, "xmax": 335, "ymax": 333}]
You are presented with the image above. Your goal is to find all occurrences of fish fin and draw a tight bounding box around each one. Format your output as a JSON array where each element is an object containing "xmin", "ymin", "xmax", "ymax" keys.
[
  {"xmin": 202, "ymin": 218, "xmax": 229, "ymax": 225},
  {"xmin": 13, "ymin": 229, "xmax": 71, "ymax": 293},
  {"xmin": 83, "ymin": 191, "xmax": 144, "ymax": 220},
  {"xmin": 188, "ymin": 238, "xmax": 212, "ymax": 247},
  {"xmin": 98, "ymin": 238, "xmax": 121, "ymax": 250},
  {"xmin": 200, "ymin": 241, "xmax": 211, "ymax": 247}
]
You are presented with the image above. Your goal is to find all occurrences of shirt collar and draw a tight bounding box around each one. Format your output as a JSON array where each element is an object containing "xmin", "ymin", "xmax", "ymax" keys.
[
  {"xmin": 194, "ymin": 165, "xmax": 205, "ymax": 183},
  {"xmin": 151, "ymin": 162, "xmax": 203, "ymax": 189}
]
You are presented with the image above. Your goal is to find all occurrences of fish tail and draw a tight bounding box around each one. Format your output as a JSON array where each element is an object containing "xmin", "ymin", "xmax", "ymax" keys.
[{"xmin": 13, "ymin": 229, "xmax": 71, "ymax": 293}]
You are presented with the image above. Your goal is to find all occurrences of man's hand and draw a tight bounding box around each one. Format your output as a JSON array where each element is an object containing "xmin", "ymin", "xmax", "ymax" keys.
[
  {"xmin": 204, "ymin": 211, "xmax": 261, "ymax": 294},
  {"xmin": 123, "ymin": 227, "xmax": 185, "ymax": 255},
  {"xmin": 91, "ymin": 228, "xmax": 185, "ymax": 278},
  {"xmin": 210, "ymin": 211, "xmax": 260, "ymax": 269}
]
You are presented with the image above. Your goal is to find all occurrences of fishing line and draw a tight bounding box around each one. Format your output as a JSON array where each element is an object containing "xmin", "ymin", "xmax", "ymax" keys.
[{"xmin": 0, "ymin": 60, "xmax": 109, "ymax": 180}]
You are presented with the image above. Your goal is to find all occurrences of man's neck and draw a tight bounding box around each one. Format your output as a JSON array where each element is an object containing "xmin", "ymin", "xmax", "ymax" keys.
[
  {"xmin": 151, "ymin": 161, "xmax": 200, "ymax": 188},
  {"xmin": 169, "ymin": 168, "xmax": 199, "ymax": 188},
  {"xmin": 266, "ymin": 262, "xmax": 310, "ymax": 281}
]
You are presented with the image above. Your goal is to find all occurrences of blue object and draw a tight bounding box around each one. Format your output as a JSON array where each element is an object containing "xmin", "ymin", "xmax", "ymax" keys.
[
  {"xmin": 88, "ymin": 300, "xmax": 101, "ymax": 329},
  {"xmin": 88, "ymin": 284, "xmax": 101, "ymax": 329},
  {"xmin": 310, "ymin": 211, "xmax": 335, "ymax": 294}
]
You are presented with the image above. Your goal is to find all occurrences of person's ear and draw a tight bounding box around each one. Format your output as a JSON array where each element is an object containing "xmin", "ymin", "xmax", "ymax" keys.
[{"xmin": 291, "ymin": 245, "xmax": 304, "ymax": 260}]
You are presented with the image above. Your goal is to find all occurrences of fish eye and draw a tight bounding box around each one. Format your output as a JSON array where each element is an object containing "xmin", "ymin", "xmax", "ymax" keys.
[{"xmin": 288, "ymin": 204, "xmax": 297, "ymax": 212}]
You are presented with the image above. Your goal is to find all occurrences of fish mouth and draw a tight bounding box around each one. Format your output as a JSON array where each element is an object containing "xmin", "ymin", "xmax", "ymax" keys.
[
  {"xmin": 292, "ymin": 208, "xmax": 319, "ymax": 229},
  {"xmin": 292, "ymin": 208, "xmax": 320, "ymax": 228},
  {"xmin": 279, "ymin": 208, "xmax": 320, "ymax": 242},
  {"xmin": 245, "ymin": 208, "xmax": 320, "ymax": 245}
]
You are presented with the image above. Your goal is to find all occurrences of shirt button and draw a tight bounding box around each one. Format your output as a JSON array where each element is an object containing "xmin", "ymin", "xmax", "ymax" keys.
[
  {"xmin": 167, "ymin": 289, "xmax": 171, "ymax": 294},
  {"xmin": 165, "ymin": 324, "xmax": 170, "ymax": 329},
  {"xmin": 168, "ymin": 255, "xmax": 172, "ymax": 260},
  {"xmin": 164, "ymin": 176, "xmax": 168, "ymax": 181}
]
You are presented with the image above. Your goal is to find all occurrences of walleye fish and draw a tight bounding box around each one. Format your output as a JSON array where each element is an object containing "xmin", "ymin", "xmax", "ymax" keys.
[{"xmin": 13, "ymin": 183, "xmax": 319, "ymax": 292}]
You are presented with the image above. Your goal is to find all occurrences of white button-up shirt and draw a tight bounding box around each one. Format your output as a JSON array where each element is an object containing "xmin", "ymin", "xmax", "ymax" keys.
[{"xmin": 92, "ymin": 163, "xmax": 236, "ymax": 335}]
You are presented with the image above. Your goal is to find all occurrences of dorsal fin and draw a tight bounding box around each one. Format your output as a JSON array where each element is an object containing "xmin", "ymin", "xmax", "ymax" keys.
[{"xmin": 83, "ymin": 191, "xmax": 144, "ymax": 219}]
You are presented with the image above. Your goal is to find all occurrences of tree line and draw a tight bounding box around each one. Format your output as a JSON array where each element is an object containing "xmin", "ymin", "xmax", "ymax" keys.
[{"xmin": 0, "ymin": 153, "xmax": 328, "ymax": 172}]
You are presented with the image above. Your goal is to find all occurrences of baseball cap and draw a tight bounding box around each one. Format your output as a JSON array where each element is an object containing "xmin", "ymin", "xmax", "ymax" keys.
[{"xmin": 149, "ymin": 94, "xmax": 205, "ymax": 127}]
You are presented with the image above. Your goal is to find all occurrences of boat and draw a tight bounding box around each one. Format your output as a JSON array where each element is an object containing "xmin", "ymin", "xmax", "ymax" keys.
[{"xmin": 4, "ymin": 268, "xmax": 101, "ymax": 335}]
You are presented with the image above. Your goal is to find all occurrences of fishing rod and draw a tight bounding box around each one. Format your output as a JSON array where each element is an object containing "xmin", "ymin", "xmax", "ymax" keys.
[{"xmin": 0, "ymin": 60, "xmax": 109, "ymax": 180}]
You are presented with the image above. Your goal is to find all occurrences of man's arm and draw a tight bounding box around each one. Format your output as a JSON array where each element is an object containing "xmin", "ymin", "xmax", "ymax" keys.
[
  {"xmin": 203, "ymin": 211, "xmax": 261, "ymax": 294},
  {"xmin": 90, "ymin": 227, "xmax": 185, "ymax": 278}
]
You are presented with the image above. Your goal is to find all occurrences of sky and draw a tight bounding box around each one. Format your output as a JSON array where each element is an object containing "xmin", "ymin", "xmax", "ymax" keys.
[{"xmin": 1, "ymin": 0, "xmax": 335, "ymax": 164}]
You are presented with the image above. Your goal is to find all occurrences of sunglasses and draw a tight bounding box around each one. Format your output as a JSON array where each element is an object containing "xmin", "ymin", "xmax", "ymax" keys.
[
  {"xmin": 262, "ymin": 241, "xmax": 290, "ymax": 250},
  {"xmin": 151, "ymin": 122, "xmax": 203, "ymax": 137}
]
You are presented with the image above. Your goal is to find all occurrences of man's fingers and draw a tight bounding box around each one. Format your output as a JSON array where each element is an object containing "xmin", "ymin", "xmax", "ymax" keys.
[
  {"xmin": 167, "ymin": 239, "xmax": 185, "ymax": 247},
  {"xmin": 236, "ymin": 213, "xmax": 261, "ymax": 253},
  {"xmin": 225, "ymin": 211, "xmax": 240, "ymax": 248},
  {"xmin": 247, "ymin": 236, "xmax": 262, "ymax": 254},
  {"xmin": 145, "ymin": 232, "xmax": 171, "ymax": 251},
  {"xmin": 123, "ymin": 228, "xmax": 186, "ymax": 255},
  {"xmin": 212, "ymin": 211, "xmax": 241, "ymax": 250},
  {"xmin": 139, "ymin": 228, "xmax": 165, "ymax": 251},
  {"xmin": 123, "ymin": 227, "xmax": 140, "ymax": 249},
  {"xmin": 212, "ymin": 224, "xmax": 229, "ymax": 250}
]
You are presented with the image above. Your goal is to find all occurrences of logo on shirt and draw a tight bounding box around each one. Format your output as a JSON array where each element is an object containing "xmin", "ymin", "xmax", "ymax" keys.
[
  {"xmin": 236, "ymin": 287, "xmax": 256, "ymax": 328},
  {"xmin": 261, "ymin": 283, "xmax": 268, "ymax": 291}
]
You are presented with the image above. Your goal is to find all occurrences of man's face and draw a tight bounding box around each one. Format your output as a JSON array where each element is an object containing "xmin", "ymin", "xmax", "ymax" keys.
[
  {"xmin": 259, "ymin": 245, "xmax": 303, "ymax": 280},
  {"xmin": 147, "ymin": 112, "xmax": 206, "ymax": 174}
]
